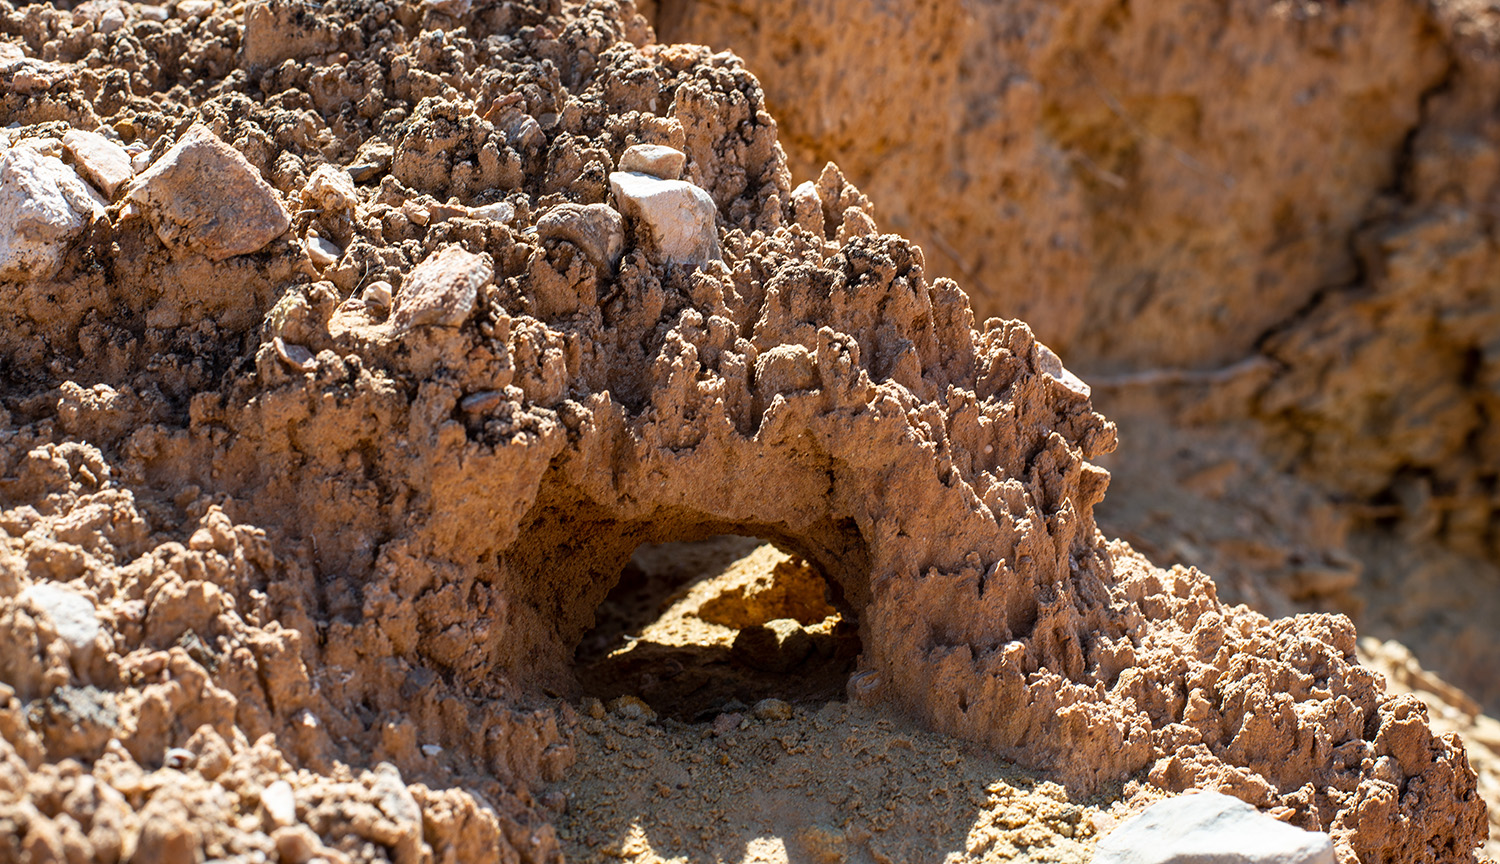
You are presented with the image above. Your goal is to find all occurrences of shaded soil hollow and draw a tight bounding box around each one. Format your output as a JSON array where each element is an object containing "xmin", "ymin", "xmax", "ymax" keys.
[{"xmin": 573, "ymin": 536, "xmax": 862, "ymax": 720}]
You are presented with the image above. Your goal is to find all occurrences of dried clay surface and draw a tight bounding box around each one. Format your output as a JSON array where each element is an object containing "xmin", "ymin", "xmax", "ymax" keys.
[{"xmin": 0, "ymin": 2, "xmax": 1486, "ymax": 864}]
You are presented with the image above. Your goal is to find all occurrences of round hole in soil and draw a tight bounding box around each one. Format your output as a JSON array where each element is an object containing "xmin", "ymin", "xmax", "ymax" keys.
[{"xmin": 572, "ymin": 535, "xmax": 862, "ymax": 721}]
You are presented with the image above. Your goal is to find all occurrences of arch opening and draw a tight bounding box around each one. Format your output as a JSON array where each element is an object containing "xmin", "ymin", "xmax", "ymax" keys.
[{"xmin": 572, "ymin": 535, "xmax": 863, "ymax": 721}]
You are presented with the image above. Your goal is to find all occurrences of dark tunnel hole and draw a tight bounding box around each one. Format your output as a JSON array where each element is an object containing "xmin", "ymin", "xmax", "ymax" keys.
[{"xmin": 572, "ymin": 535, "xmax": 863, "ymax": 722}]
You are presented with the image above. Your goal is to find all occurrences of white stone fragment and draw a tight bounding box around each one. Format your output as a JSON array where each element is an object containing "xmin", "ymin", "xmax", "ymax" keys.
[
  {"xmin": 305, "ymin": 235, "xmax": 340, "ymax": 269},
  {"xmin": 260, "ymin": 780, "xmax": 297, "ymax": 829},
  {"xmin": 1036, "ymin": 343, "xmax": 1091, "ymax": 399},
  {"xmin": 63, "ymin": 129, "xmax": 134, "ymax": 198},
  {"xmin": 19, "ymin": 583, "xmax": 100, "ymax": 652},
  {"xmin": 420, "ymin": 744, "xmax": 443, "ymax": 757},
  {"xmin": 0, "ymin": 148, "xmax": 106, "ymax": 281},
  {"xmin": 468, "ymin": 201, "xmax": 515, "ymax": 224},
  {"xmin": 608, "ymin": 171, "xmax": 720, "ymax": 268},
  {"xmin": 1093, "ymin": 791, "xmax": 1336, "ymax": 864},
  {"xmin": 362, "ymin": 280, "xmax": 393, "ymax": 310},
  {"xmin": 618, "ymin": 144, "xmax": 686, "ymax": 180}
]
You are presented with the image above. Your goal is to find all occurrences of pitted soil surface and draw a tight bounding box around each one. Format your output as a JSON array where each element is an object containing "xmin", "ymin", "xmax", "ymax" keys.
[{"xmin": 0, "ymin": 1, "xmax": 1489, "ymax": 863}]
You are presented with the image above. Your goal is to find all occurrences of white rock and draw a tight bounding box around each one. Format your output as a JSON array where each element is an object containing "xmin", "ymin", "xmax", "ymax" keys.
[
  {"xmin": 420, "ymin": 744, "xmax": 443, "ymax": 757},
  {"xmin": 1036, "ymin": 343, "xmax": 1091, "ymax": 399},
  {"xmin": 468, "ymin": 201, "xmax": 515, "ymax": 224},
  {"xmin": 362, "ymin": 280, "xmax": 392, "ymax": 310},
  {"xmin": 0, "ymin": 148, "xmax": 106, "ymax": 281},
  {"xmin": 19, "ymin": 583, "xmax": 100, "ymax": 652},
  {"xmin": 63, "ymin": 129, "xmax": 133, "ymax": 198},
  {"xmin": 1093, "ymin": 791, "xmax": 1336, "ymax": 864},
  {"xmin": 260, "ymin": 780, "xmax": 297, "ymax": 829},
  {"xmin": 608, "ymin": 171, "xmax": 720, "ymax": 268},
  {"xmin": 130, "ymin": 149, "xmax": 153, "ymax": 174},
  {"xmin": 127, "ymin": 125, "xmax": 291, "ymax": 261},
  {"xmin": 305, "ymin": 235, "xmax": 340, "ymax": 269},
  {"xmin": 618, "ymin": 144, "xmax": 686, "ymax": 180},
  {"xmin": 138, "ymin": 5, "xmax": 169, "ymax": 21}
]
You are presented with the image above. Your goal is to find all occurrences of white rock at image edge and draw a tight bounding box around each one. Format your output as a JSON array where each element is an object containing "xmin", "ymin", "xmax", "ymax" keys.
[
  {"xmin": 1092, "ymin": 791, "xmax": 1336, "ymax": 864},
  {"xmin": 0, "ymin": 147, "xmax": 107, "ymax": 281}
]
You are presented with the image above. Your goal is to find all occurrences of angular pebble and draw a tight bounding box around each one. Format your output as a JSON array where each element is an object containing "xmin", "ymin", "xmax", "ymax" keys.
[
  {"xmin": 618, "ymin": 144, "xmax": 686, "ymax": 180},
  {"xmin": 62, "ymin": 129, "xmax": 133, "ymax": 199},
  {"xmin": 19, "ymin": 583, "xmax": 100, "ymax": 652},
  {"xmin": 468, "ymin": 200, "xmax": 516, "ymax": 224},
  {"xmin": 362, "ymin": 280, "xmax": 393, "ymax": 310},
  {"xmin": 1036, "ymin": 343, "xmax": 1091, "ymax": 399},
  {"xmin": 535, "ymin": 203, "xmax": 624, "ymax": 275},
  {"xmin": 0, "ymin": 148, "xmax": 106, "ymax": 281},
  {"xmin": 127, "ymin": 125, "xmax": 291, "ymax": 261},
  {"xmin": 390, "ymin": 246, "xmax": 490, "ymax": 333},
  {"xmin": 609, "ymin": 171, "xmax": 721, "ymax": 268},
  {"xmin": 305, "ymin": 235, "xmax": 340, "ymax": 269},
  {"xmin": 1093, "ymin": 791, "xmax": 1336, "ymax": 864},
  {"xmin": 260, "ymin": 780, "xmax": 297, "ymax": 829}
]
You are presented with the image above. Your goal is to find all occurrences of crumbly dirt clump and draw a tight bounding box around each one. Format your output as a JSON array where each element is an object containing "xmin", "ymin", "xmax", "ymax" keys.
[{"xmin": 0, "ymin": 1, "xmax": 1487, "ymax": 863}]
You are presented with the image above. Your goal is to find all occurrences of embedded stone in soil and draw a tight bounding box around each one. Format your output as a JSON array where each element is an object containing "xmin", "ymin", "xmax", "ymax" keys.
[{"xmin": 573, "ymin": 536, "xmax": 862, "ymax": 721}]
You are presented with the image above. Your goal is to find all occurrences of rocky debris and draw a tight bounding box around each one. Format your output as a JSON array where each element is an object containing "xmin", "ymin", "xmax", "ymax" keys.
[
  {"xmin": 61, "ymin": 129, "xmax": 132, "ymax": 199},
  {"xmin": 619, "ymin": 143, "xmax": 688, "ymax": 180},
  {"xmin": 0, "ymin": 147, "xmax": 105, "ymax": 281},
  {"xmin": 1094, "ymin": 791, "xmax": 1336, "ymax": 864},
  {"xmin": 535, "ymin": 203, "xmax": 626, "ymax": 275},
  {"xmin": 469, "ymin": 200, "xmax": 516, "ymax": 224},
  {"xmin": 389, "ymin": 245, "xmax": 490, "ymax": 333},
  {"xmin": 609, "ymin": 170, "xmax": 722, "ymax": 267},
  {"xmin": 126, "ymin": 125, "xmax": 291, "ymax": 261}
]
